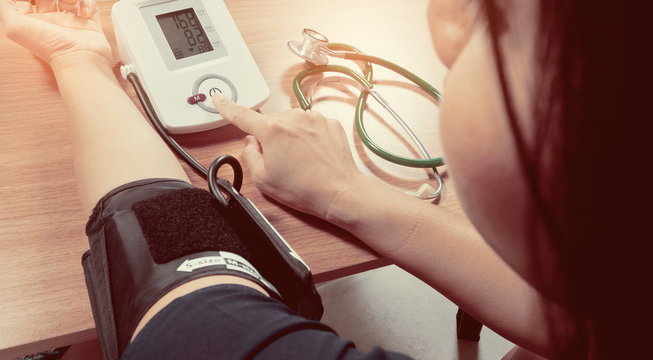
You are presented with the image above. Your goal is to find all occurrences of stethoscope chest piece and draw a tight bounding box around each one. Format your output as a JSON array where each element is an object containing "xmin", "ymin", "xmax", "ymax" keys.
[{"xmin": 287, "ymin": 29, "xmax": 330, "ymax": 66}]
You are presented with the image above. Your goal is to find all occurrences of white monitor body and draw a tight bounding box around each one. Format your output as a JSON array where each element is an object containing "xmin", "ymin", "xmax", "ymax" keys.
[{"xmin": 112, "ymin": 0, "xmax": 269, "ymax": 134}]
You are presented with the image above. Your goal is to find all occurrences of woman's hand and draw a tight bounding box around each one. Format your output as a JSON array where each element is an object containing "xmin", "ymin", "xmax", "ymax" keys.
[
  {"xmin": 213, "ymin": 93, "xmax": 366, "ymax": 220},
  {"xmin": 0, "ymin": 0, "xmax": 111, "ymax": 67}
]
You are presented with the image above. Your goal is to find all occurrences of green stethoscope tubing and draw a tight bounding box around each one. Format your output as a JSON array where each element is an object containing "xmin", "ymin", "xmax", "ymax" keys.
[{"xmin": 292, "ymin": 43, "xmax": 445, "ymax": 169}]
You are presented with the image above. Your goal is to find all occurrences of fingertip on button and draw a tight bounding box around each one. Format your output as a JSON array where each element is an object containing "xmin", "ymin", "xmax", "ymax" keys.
[{"xmin": 212, "ymin": 92, "xmax": 230, "ymax": 106}]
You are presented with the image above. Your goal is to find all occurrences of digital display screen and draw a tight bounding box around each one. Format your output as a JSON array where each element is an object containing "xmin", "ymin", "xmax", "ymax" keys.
[{"xmin": 156, "ymin": 8, "xmax": 213, "ymax": 60}]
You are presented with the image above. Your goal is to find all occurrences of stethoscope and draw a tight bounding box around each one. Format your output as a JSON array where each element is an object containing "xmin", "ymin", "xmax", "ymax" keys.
[{"xmin": 288, "ymin": 29, "xmax": 445, "ymax": 200}]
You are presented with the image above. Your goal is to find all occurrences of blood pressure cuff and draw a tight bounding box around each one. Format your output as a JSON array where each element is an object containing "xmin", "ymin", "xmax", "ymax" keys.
[{"xmin": 81, "ymin": 178, "xmax": 323, "ymax": 360}]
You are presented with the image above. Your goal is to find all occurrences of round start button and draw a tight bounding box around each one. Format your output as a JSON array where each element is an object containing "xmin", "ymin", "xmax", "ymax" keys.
[{"xmin": 192, "ymin": 74, "xmax": 238, "ymax": 113}]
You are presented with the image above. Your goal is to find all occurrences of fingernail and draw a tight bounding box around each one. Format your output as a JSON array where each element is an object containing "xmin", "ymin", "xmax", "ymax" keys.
[
  {"xmin": 212, "ymin": 93, "xmax": 230, "ymax": 105},
  {"xmin": 245, "ymin": 135, "xmax": 257, "ymax": 143}
]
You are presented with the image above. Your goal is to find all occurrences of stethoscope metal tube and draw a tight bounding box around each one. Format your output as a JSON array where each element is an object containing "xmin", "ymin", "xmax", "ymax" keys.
[{"xmin": 289, "ymin": 29, "xmax": 445, "ymax": 200}]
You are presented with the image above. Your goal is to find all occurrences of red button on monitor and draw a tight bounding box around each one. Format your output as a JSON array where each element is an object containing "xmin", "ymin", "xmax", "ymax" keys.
[{"xmin": 187, "ymin": 93, "xmax": 207, "ymax": 105}]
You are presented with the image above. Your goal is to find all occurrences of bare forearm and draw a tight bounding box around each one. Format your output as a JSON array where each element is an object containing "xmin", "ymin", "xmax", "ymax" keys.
[
  {"xmin": 51, "ymin": 53, "xmax": 189, "ymax": 214},
  {"xmin": 326, "ymin": 176, "xmax": 577, "ymax": 357}
]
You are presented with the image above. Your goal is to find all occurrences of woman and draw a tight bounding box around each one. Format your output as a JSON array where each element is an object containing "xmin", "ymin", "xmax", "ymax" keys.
[{"xmin": 0, "ymin": 0, "xmax": 645, "ymax": 358}]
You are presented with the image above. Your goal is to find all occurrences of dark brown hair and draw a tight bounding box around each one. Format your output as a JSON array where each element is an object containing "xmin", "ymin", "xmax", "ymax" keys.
[{"xmin": 485, "ymin": 0, "xmax": 650, "ymax": 358}]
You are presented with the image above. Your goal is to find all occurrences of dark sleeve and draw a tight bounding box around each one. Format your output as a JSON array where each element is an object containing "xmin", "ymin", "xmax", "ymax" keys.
[{"xmin": 121, "ymin": 284, "xmax": 413, "ymax": 360}]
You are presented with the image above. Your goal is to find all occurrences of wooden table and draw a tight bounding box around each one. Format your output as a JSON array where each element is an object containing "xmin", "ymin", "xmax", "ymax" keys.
[{"xmin": 0, "ymin": 0, "xmax": 460, "ymax": 357}]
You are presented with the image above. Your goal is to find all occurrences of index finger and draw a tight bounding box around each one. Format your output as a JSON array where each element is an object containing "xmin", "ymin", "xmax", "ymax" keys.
[
  {"xmin": 212, "ymin": 93, "xmax": 267, "ymax": 137},
  {"xmin": 34, "ymin": 0, "xmax": 56, "ymax": 13}
]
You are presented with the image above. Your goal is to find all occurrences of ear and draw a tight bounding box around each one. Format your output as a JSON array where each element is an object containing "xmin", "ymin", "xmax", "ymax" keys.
[{"xmin": 427, "ymin": 0, "xmax": 479, "ymax": 68}]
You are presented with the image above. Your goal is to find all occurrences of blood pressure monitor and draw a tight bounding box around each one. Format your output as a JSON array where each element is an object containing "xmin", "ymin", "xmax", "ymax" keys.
[{"xmin": 112, "ymin": 0, "xmax": 269, "ymax": 134}]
